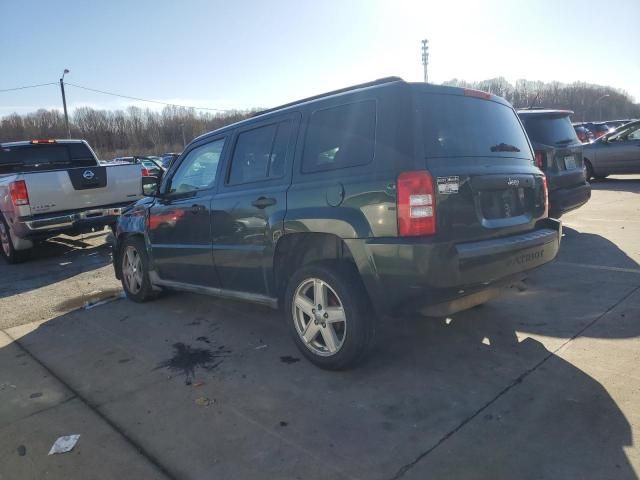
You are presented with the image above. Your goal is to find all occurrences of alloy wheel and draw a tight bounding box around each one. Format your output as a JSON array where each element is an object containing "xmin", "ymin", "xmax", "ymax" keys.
[
  {"xmin": 292, "ymin": 278, "xmax": 347, "ymax": 356},
  {"xmin": 122, "ymin": 246, "xmax": 143, "ymax": 295}
]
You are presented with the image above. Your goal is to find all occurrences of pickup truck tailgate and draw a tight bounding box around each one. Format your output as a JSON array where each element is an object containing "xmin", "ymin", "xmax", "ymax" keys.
[{"xmin": 25, "ymin": 164, "xmax": 141, "ymax": 215}]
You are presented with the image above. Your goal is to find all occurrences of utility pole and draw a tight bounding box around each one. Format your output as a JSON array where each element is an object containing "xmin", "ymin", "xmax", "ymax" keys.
[
  {"xmin": 60, "ymin": 69, "xmax": 70, "ymax": 138},
  {"xmin": 421, "ymin": 39, "xmax": 429, "ymax": 83},
  {"xmin": 181, "ymin": 123, "xmax": 186, "ymax": 148}
]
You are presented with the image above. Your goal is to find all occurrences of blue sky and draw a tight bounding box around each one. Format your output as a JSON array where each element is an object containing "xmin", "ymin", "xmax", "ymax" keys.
[{"xmin": 1, "ymin": 0, "xmax": 639, "ymax": 116}]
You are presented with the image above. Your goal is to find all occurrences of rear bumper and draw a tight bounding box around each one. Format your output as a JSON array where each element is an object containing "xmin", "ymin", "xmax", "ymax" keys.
[
  {"xmin": 347, "ymin": 218, "xmax": 561, "ymax": 316},
  {"xmin": 549, "ymin": 182, "xmax": 591, "ymax": 218},
  {"xmin": 13, "ymin": 202, "xmax": 132, "ymax": 238}
]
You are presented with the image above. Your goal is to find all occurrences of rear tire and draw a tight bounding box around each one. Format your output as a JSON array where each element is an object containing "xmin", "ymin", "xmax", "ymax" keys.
[
  {"xmin": 284, "ymin": 261, "xmax": 376, "ymax": 370},
  {"xmin": 120, "ymin": 236, "xmax": 158, "ymax": 302},
  {"xmin": 583, "ymin": 159, "xmax": 594, "ymax": 181},
  {"xmin": 0, "ymin": 216, "xmax": 29, "ymax": 264}
]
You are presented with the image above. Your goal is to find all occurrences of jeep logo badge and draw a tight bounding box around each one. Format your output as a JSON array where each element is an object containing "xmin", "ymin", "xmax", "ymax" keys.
[
  {"xmin": 507, "ymin": 178, "xmax": 519, "ymax": 187},
  {"xmin": 83, "ymin": 170, "xmax": 95, "ymax": 180}
]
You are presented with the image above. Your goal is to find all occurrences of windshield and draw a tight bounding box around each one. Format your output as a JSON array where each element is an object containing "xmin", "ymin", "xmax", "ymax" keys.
[
  {"xmin": 420, "ymin": 94, "xmax": 532, "ymax": 160},
  {"xmin": 521, "ymin": 115, "xmax": 580, "ymax": 146}
]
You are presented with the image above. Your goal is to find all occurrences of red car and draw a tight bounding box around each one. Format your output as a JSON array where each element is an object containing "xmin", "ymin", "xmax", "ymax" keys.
[
  {"xmin": 585, "ymin": 123, "xmax": 613, "ymax": 139},
  {"xmin": 574, "ymin": 126, "xmax": 595, "ymax": 143}
]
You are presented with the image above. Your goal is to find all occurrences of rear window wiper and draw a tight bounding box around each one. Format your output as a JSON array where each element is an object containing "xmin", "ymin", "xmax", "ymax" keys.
[{"xmin": 490, "ymin": 143, "xmax": 520, "ymax": 152}]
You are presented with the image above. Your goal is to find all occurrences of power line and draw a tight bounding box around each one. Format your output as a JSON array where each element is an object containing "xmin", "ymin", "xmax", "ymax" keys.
[
  {"xmin": 0, "ymin": 82, "xmax": 57, "ymax": 93},
  {"xmin": 65, "ymin": 82, "xmax": 237, "ymax": 112}
]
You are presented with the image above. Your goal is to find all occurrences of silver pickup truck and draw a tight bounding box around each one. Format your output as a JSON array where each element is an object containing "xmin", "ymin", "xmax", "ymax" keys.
[{"xmin": 0, "ymin": 139, "xmax": 142, "ymax": 263}]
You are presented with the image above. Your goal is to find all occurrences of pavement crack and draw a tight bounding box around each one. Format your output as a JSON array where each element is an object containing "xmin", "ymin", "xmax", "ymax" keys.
[
  {"xmin": 388, "ymin": 283, "xmax": 640, "ymax": 480},
  {"xmin": 1, "ymin": 328, "xmax": 177, "ymax": 480}
]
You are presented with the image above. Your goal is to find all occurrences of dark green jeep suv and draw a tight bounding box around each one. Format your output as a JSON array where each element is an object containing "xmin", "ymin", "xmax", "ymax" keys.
[{"xmin": 113, "ymin": 77, "xmax": 561, "ymax": 369}]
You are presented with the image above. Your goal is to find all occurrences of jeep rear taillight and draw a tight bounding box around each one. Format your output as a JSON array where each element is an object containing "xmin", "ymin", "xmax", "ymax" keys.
[
  {"xmin": 397, "ymin": 171, "xmax": 436, "ymax": 237},
  {"xmin": 534, "ymin": 151, "xmax": 546, "ymax": 170},
  {"xmin": 9, "ymin": 180, "xmax": 29, "ymax": 206}
]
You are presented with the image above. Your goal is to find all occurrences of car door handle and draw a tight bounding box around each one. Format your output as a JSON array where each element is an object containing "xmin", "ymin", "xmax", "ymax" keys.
[
  {"xmin": 251, "ymin": 197, "xmax": 276, "ymax": 209},
  {"xmin": 188, "ymin": 204, "xmax": 206, "ymax": 214}
]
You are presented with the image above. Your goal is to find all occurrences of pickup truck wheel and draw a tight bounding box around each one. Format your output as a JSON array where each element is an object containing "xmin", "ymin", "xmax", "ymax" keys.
[
  {"xmin": 120, "ymin": 236, "xmax": 156, "ymax": 302},
  {"xmin": 0, "ymin": 217, "xmax": 28, "ymax": 264},
  {"xmin": 284, "ymin": 262, "xmax": 375, "ymax": 370}
]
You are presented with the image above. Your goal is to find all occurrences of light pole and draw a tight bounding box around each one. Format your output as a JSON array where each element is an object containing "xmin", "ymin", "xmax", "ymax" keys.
[
  {"xmin": 421, "ymin": 39, "xmax": 429, "ymax": 83},
  {"xmin": 180, "ymin": 123, "xmax": 186, "ymax": 148},
  {"xmin": 595, "ymin": 94, "xmax": 610, "ymax": 121},
  {"xmin": 60, "ymin": 69, "xmax": 70, "ymax": 138}
]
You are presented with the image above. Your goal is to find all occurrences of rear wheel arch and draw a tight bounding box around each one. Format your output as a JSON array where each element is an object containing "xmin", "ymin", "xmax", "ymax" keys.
[{"xmin": 272, "ymin": 232, "xmax": 360, "ymax": 302}]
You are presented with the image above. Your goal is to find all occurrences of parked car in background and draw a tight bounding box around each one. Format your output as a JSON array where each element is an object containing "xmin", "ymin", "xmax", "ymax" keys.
[
  {"xmin": 160, "ymin": 152, "xmax": 181, "ymax": 169},
  {"xmin": 518, "ymin": 109, "xmax": 591, "ymax": 217},
  {"xmin": 112, "ymin": 78, "xmax": 561, "ymax": 369},
  {"xmin": 583, "ymin": 120, "xmax": 640, "ymax": 180},
  {"xmin": 109, "ymin": 156, "xmax": 164, "ymax": 177},
  {"xmin": 604, "ymin": 119, "xmax": 634, "ymax": 129},
  {"xmin": 0, "ymin": 139, "xmax": 142, "ymax": 263},
  {"xmin": 574, "ymin": 125, "xmax": 595, "ymax": 144},
  {"xmin": 137, "ymin": 157, "xmax": 164, "ymax": 177},
  {"xmin": 583, "ymin": 122, "xmax": 614, "ymax": 139}
]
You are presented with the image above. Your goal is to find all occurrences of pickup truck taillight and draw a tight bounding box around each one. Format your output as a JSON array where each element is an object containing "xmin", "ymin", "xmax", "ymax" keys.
[
  {"xmin": 9, "ymin": 180, "xmax": 29, "ymax": 206},
  {"xmin": 542, "ymin": 175, "xmax": 549, "ymax": 217},
  {"xmin": 141, "ymin": 167, "xmax": 150, "ymax": 177},
  {"xmin": 397, "ymin": 171, "xmax": 437, "ymax": 237}
]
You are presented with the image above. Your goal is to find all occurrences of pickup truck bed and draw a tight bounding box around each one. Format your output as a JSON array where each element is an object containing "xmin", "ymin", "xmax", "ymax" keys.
[{"xmin": 0, "ymin": 139, "xmax": 142, "ymax": 263}]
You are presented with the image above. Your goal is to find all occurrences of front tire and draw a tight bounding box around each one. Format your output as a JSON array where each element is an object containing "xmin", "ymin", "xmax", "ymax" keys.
[
  {"xmin": 120, "ymin": 236, "xmax": 157, "ymax": 302},
  {"xmin": 284, "ymin": 261, "xmax": 376, "ymax": 370}
]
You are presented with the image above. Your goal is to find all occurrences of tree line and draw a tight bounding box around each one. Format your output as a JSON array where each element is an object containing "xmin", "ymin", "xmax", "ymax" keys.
[
  {"xmin": 442, "ymin": 78, "xmax": 639, "ymax": 121},
  {"xmin": 0, "ymin": 106, "xmax": 254, "ymax": 159},
  {"xmin": 1, "ymin": 79, "xmax": 638, "ymax": 159}
]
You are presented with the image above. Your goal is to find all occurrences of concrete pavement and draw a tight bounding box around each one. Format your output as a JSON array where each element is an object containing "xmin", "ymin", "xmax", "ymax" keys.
[{"xmin": 1, "ymin": 176, "xmax": 639, "ymax": 479}]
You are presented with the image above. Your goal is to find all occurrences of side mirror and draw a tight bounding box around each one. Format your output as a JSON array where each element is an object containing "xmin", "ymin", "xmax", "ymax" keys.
[{"xmin": 142, "ymin": 176, "xmax": 161, "ymax": 196}]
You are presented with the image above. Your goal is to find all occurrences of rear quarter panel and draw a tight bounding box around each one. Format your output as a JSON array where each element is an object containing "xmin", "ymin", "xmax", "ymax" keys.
[{"xmin": 285, "ymin": 85, "xmax": 413, "ymax": 239}]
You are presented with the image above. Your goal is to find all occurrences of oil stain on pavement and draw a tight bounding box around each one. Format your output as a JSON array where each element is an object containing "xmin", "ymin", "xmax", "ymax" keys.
[{"xmin": 157, "ymin": 342, "xmax": 230, "ymax": 384}]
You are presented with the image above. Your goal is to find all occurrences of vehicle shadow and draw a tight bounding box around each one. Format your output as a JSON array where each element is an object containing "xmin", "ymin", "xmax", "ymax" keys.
[
  {"xmin": 1, "ymin": 289, "xmax": 635, "ymax": 480},
  {"xmin": 0, "ymin": 232, "xmax": 112, "ymax": 299},
  {"xmin": 589, "ymin": 176, "xmax": 640, "ymax": 194}
]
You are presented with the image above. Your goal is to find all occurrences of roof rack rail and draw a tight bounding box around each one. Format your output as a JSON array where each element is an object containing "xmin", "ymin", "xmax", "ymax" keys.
[{"xmin": 252, "ymin": 76, "xmax": 404, "ymax": 117}]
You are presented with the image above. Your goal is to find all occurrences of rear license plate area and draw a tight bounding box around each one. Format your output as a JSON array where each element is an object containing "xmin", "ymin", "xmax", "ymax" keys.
[
  {"xmin": 564, "ymin": 156, "xmax": 577, "ymax": 170},
  {"xmin": 480, "ymin": 188, "xmax": 526, "ymax": 219}
]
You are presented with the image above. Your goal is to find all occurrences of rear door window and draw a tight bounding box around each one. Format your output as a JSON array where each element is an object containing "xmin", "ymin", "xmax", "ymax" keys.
[
  {"xmin": 420, "ymin": 94, "xmax": 531, "ymax": 160},
  {"xmin": 521, "ymin": 116, "xmax": 580, "ymax": 146},
  {"xmin": 302, "ymin": 100, "xmax": 376, "ymax": 173},
  {"xmin": 227, "ymin": 120, "xmax": 292, "ymax": 185}
]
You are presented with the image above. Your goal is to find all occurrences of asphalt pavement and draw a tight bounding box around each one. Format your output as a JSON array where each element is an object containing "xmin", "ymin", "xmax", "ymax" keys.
[{"xmin": 1, "ymin": 176, "xmax": 639, "ymax": 480}]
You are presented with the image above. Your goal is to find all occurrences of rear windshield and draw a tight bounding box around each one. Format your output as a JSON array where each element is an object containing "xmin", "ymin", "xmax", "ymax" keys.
[
  {"xmin": 0, "ymin": 143, "xmax": 96, "ymax": 174},
  {"xmin": 521, "ymin": 115, "xmax": 580, "ymax": 146},
  {"xmin": 420, "ymin": 94, "xmax": 531, "ymax": 160}
]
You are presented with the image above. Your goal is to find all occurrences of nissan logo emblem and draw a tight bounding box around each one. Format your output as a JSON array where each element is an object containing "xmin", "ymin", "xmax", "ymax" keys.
[{"xmin": 83, "ymin": 170, "xmax": 95, "ymax": 180}]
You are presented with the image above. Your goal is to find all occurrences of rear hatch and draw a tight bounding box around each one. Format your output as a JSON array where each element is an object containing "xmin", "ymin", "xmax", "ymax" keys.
[
  {"xmin": 519, "ymin": 113, "xmax": 584, "ymax": 192},
  {"xmin": 414, "ymin": 89, "xmax": 546, "ymax": 243}
]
